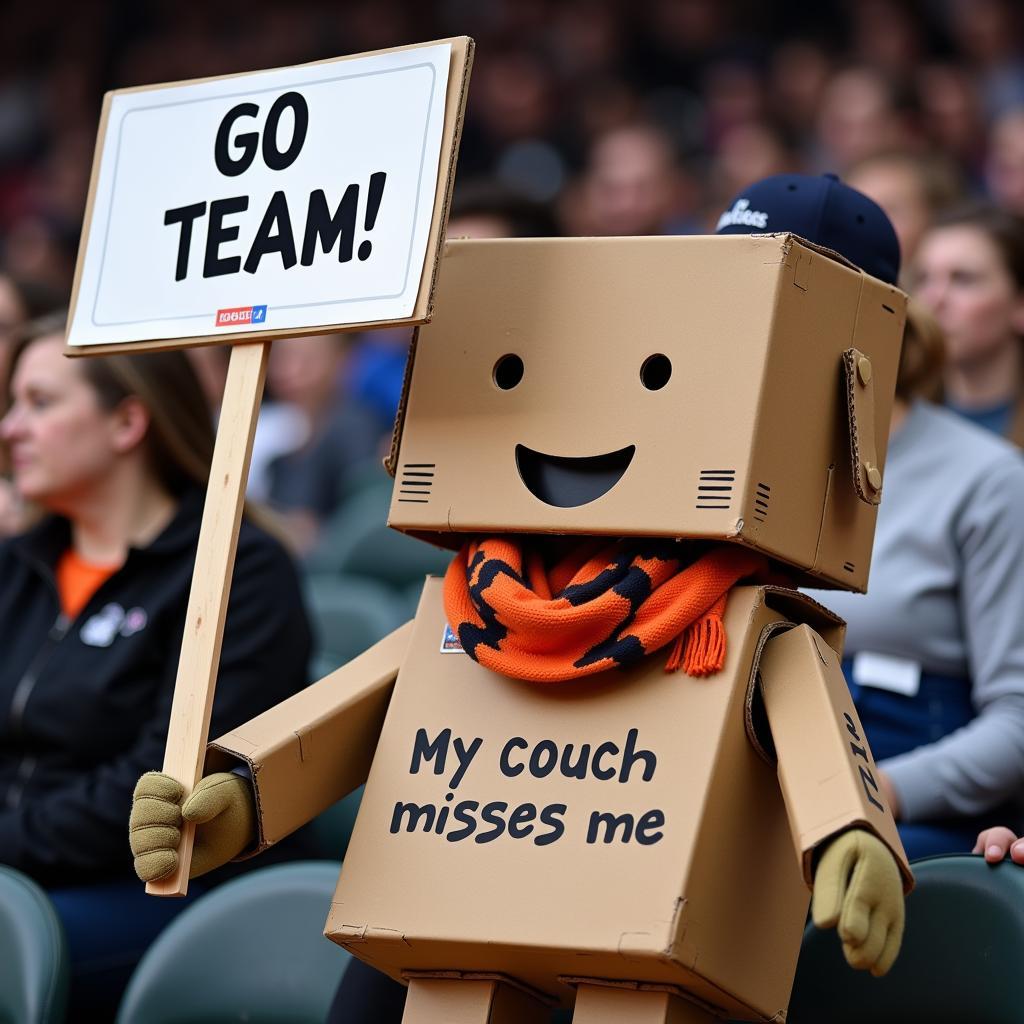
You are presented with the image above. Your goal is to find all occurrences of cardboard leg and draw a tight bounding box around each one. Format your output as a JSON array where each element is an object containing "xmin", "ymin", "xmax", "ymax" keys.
[
  {"xmin": 403, "ymin": 976, "xmax": 550, "ymax": 1024},
  {"xmin": 572, "ymin": 984, "xmax": 718, "ymax": 1024}
]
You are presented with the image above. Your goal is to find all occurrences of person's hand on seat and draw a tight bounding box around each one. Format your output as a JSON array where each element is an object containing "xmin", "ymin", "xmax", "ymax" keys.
[{"xmin": 974, "ymin": 826, "xmax": 1024, "ymax": 865}]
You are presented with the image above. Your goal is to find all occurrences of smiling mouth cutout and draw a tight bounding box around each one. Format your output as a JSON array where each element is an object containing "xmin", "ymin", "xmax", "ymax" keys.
[{"xmin": 515, "ymin": 444, "xmax": 636, "ymax": 508}]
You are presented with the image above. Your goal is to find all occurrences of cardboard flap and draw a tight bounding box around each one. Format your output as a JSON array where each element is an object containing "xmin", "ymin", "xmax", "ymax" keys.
[
  {"xmin": 843, "ymin": 348, "xmax": 883, "ymax": 506},
  {"xmin": 744, "ymin": 588, "xmax": 847, "ymax": 767},
  {"xmin": 744, "ymin": 620, "xmax": 795, "ymax": 766},
  {"xmin": 762, "ymin": 586, "xmax": 845, "ymax": 655}
]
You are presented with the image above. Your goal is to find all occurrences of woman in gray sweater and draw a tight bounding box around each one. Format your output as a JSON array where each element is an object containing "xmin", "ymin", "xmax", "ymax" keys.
[{"xmin": 809, "ymin": 304, "xmax": 1024, "ymax": 859}]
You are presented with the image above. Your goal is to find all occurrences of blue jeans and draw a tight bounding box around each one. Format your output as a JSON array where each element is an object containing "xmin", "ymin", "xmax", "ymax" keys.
[
  {"xmin": 47, "ymin": 877, "xmax": 209, "ymax": 1019},
  {"xmin": 844, "ymin": 661, "xmax": 1014, "ymax": 860}
]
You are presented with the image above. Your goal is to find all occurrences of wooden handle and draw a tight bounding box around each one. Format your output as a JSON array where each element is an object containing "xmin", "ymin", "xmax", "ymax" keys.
[{"xmin": 147, "ymin": 341, "xmax": 269, "ymax": 896}]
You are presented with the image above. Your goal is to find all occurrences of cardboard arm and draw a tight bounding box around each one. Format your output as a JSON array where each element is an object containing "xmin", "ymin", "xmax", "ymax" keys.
[
  {"xmin": 758, "ymin": 625, "xmax": 913, "ymax": 892},
  {"xmin": 205, "ymin": 620, "xmax": 413, "ymax": 853}
]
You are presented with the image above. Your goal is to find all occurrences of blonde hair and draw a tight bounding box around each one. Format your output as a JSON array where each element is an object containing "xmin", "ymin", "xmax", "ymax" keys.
[{"xmin": 897, "ymin": 299, "xmax": 945, "ymax": 402}]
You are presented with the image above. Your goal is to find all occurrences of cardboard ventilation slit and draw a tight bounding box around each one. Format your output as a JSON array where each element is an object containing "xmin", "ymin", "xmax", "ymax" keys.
[
  {"xmin": 696, "ymin": 469, "xmax": 735, "ymax": 510},
  {"xmin": 398, "ymin": 463, "xmax": 436, "ymax": 503},
  {"xmin": 752, "ymin": 483, "xmax": 771, "ymax": 524}
]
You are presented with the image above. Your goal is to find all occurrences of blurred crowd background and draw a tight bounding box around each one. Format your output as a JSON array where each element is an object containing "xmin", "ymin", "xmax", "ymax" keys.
[
  {"xmin": 3, "ymin": 3, "xmax": 1024, "ymax": 1018},
  {"xmin": 3, "ymin": 0, "xmax": 1024, "ymax": 661},
  {"xmin": 3, "ymin": 0, "xmax": 1024, "ymax": 294}
]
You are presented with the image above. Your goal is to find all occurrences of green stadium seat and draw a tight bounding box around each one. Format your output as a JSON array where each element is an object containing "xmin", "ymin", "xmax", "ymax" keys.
[
  {"xmin": 787, "ymin": 854, "xmax": 1024, "ymax": 1023},
  {"xmin": 310, "ymin": 786, "xmax": 364, "ymax": 861},
  {"xmin": 302, "ymin": 573, "xmax": 408, "ymax": 678},
  {"xmin": 305, "ymin": 482, "xmax": 453, "ymax": 588},
  {"xmin": 116, "ymin": 862, "xmax": 349, "ymax": 1024},
  {"xmin": 0, "ymin": 866, "xmax": 69, "ymax": 1024}
]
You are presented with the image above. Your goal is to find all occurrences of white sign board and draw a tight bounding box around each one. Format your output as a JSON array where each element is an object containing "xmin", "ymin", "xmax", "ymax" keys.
[{"xmin": 68, "ymin": 42, "xmax": 454, "ymax": 349}]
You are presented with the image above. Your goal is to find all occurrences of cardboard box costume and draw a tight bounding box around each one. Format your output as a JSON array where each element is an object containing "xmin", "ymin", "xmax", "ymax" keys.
[{"xmin": 204, "ymin": 234, "xmax": 912, "ymax": 1022}]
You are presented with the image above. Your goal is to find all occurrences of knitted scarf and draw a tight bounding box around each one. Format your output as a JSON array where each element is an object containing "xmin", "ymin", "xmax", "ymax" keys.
[{"xmin": 443, "ymin": 537, "xmax": 770, "ymax": 684}]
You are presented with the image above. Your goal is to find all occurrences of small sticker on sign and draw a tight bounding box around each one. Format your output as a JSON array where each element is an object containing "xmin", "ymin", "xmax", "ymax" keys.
[
  {"xmin": 441, "ymin": 623, "xmax": 464, "ymax": 653},
  {"xmin": 215, "ymin": 304, "xmax": 267, "ymax": 327}
]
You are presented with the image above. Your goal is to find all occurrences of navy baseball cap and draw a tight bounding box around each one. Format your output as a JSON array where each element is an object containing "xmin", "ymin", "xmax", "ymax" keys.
[{"xmin": 715, "ymin": 173, "xmax": 900, "ymax": 285}]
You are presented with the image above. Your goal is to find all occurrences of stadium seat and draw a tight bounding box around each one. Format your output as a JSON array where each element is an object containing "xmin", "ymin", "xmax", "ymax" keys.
[
  {"xmin": 787, "ymin": 854, "xmax": 1024, "ymax": 1024},
  {"xmin": 306, "ymin": 482, "xmax": 453, "ymax": 587},
  {"xmin": 116, "ymin": 861, "xmax": 349, "ymax": 1024},
  {"xmin": 310, "ymin": 786, "xmax": 364, "ymax": 861},
  {"xmin": 0, "ymin": 866, "xmax": 69, "ymax": 1024},
  {"xmin": 303, "ymin": 573, "xmax": 409, "ymax": 678}
]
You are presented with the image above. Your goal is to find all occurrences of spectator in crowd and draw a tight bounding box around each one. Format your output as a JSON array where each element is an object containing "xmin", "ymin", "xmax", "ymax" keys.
[
  {"xmin": 446, "ymin": 178, "xmax": 560, "ymax": 239},
  {"xmin": 915, "ymin": 62, "xmax": 987, "ymax": 186},
  {"xmin": 0, "ymin": 318, "xmax": 313, "ymax": 1014},
  {"xmin": 182, "ymin": 343, "xmax": 311, "ymax": 509},
  {"xmin": 707, "ymin": 120, "xmax": 799, "ymax": 216},
  {"xmin": 846, "ymin": 149, "xmax": 964, "ymax": 271},
  {"xmin": 912, "ymin": 202, "xmax": 1024, "ymax": 444},
  {"xmin": 985, "ymin": 107, "xmax": 1024, "ymax": 216},
  {"xmin": 948, "ymin": 0, "xmax": 1024, "ymax": 119},
  {"xmin": 264, "ymin": 332, "xmax": 382, "ymax": 553},
  {"xmin": 561, "ymin": 121, "xmax": 698, "ymax": 235},
  {"xmin": 814, "ymin": 66, "xmax": 916, "ymax": 173}
]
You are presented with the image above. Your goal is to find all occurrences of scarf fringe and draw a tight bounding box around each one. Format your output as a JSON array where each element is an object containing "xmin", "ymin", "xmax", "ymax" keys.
[{"xmin": 667, "ymin": 612, "xmax": 727, "ymax": 676}]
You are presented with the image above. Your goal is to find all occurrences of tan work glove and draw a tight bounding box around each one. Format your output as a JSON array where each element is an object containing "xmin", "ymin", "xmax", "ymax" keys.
[
  {"xmin": 130, "ymin": 771, "xmax": 257, "ymax": 882},
  {"xmin": 812, "ymin": 827, "xmax": 905, "ymax": 977}
]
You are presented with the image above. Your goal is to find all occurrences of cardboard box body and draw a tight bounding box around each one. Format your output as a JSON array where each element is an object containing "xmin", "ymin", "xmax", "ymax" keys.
[
  {"xmin": 325, "ymin": 579, "xmax": 847, "ymax": 1020},
  {"xmin": 387, "ymin": 235, "xmax": 906, "ymax": 592}
]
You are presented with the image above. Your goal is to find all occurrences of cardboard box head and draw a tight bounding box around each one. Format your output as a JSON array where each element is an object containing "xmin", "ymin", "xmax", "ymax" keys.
[{"xmin": 387, "ymin": 234, "xmax": 906, "ymax": 591}]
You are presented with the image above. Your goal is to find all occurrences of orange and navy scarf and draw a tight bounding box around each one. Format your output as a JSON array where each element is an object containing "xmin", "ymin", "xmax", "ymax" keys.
[{"xmin": 443, "ymin": 537, "xmax": 770, "ymax": 684}]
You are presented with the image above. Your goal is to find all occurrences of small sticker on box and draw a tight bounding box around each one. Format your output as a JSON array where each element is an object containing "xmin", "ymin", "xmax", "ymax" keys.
[{"xmin": 441, "ymin": 623, "xmax": 464, "ymax": 653}]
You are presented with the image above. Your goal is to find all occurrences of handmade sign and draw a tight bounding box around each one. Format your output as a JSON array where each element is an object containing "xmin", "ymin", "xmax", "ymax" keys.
[
  {"xmin": 67, "ymin": 39, "xmax": 472, "ymax": 353},
  {"xmin": 67, "ymin": 38, "xmax": 472, "ymax": 896}
]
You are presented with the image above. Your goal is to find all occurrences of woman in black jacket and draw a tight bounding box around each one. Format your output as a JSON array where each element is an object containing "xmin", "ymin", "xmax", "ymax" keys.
[{"xmin": 0, "ymin": 319, "xmax": 312, "ymax": 1014}]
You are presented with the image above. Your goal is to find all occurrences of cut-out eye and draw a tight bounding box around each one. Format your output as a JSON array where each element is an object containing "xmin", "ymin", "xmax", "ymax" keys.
[
  {"xmin": 493, "ymin": 354, "xmax": 524, "ymax": 390},
  {"xmin": 640, "ymin": 353, "xmax": 672, "ymax": 390}
]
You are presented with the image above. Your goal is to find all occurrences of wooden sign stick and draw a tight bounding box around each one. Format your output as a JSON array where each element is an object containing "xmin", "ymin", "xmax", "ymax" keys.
[{"xmin": 147, "ymin": 340, "xmax": 269, "ymax": 896}]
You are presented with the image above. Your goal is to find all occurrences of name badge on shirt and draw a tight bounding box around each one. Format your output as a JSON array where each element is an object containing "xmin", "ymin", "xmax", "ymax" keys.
[{"xmin": 852, "ymin": 652, "xmax": 921, "ymax": 697}]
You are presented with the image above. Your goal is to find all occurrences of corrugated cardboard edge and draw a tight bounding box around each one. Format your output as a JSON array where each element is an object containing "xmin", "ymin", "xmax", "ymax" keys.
[
  {"xmin": 385, "ymin": 326, "xmax": 420, "ymax": 476},
  {"xmin": 774, "ymin": 233, "xmax": 860, "ymax": 278},
  {"xmin": 66, "ymin": 36, "xmax": 474, "ymax": 357},
  {"xmin": 741, "ymin": 587, "xmax": 846, "ymax": 763}
]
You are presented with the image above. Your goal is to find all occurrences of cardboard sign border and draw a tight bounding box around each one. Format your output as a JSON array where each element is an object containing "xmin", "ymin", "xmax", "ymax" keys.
[{"xmin": 66, "ymin": 36, "xmax": 474, "ymax": 357}]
